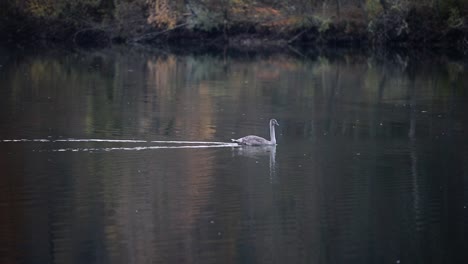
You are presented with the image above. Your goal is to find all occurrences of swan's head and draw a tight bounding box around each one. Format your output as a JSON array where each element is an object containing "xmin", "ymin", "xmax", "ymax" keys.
[{"xmin": 270, "ymin": 119, "xmax": 279, "ymax": 126}]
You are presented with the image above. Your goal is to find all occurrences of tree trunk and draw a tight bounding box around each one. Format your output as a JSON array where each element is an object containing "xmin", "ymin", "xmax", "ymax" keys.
[
  {"xmin": 335, "ymin": 0, "xmax": 341, "ymax": 17},
  {"xmin": 380, "ymin": 0, "xmax": 389, "ymax": 13}
]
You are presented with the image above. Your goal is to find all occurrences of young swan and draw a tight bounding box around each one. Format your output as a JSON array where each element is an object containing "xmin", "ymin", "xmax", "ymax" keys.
[{"xmin": 231, "ymin": 119, "xmax": 279, "ymax": 146}]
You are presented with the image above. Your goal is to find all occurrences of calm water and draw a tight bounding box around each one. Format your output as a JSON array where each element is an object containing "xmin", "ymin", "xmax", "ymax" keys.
[{"xmin": 0, "ymin": 46, "xmax": 467, "ymax": 264}]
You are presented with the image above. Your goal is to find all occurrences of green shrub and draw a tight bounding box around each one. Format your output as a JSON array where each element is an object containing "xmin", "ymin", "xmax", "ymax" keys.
[
  {"xmin": 447, "ymin": 7, "xmax": 463, "ymax": 28},
  {"xmin": 366, "ymin": 0, "xmax": 383, "ymax": 19},
  {"xmin": 187, "ymin": 5, "xmax": 224, "ymax": 31}
]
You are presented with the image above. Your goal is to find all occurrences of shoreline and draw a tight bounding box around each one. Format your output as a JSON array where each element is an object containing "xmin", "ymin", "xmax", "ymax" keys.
[
  {"xmin": 2, "ymin": 2, "xmax": 467, "ymax": 52},
  {"xmin": 1, "ymin": 22, "xmax": 466, "ymax": 52}
]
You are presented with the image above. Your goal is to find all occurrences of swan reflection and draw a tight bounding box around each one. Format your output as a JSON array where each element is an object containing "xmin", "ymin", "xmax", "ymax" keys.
[{"xmin": 233, "ymin": 145, "xmax": 277, "ymax": 182}]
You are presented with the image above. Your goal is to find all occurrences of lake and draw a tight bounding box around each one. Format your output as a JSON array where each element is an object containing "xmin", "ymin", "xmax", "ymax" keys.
[{"xmin": 0, "ymin": 46, "xmax": 467, "ymax": 264}]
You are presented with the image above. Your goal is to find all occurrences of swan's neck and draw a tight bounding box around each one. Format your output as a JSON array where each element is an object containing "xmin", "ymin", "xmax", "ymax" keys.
[{"xmin": 270, "ymin": 122, "xmax": 276, "ymax": 144}]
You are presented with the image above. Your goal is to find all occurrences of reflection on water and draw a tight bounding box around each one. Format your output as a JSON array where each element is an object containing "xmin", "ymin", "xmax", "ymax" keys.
[
  {"xmin": 234, "ymin": 146, "xmax": 277, "ymax": 182},
  {"xmin": 0, "ymin": 46, "xmax": 467, "ymax": 264}
]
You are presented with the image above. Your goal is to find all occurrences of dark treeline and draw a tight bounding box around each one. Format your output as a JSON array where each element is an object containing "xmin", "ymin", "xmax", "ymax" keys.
[{"xmin": 1, "ymin": 0, "xmax": 467, "ymax": 49}]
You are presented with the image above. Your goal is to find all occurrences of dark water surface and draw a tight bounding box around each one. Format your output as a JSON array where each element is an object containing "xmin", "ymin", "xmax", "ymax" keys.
[{"xmin": 0, "ymin": 46, "xmax": 467, "ymax": 264}]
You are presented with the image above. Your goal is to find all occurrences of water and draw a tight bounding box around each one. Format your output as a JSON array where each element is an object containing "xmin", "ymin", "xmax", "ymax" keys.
[{"xmin": 0, "ymin": 46, "xmax": 467, "ymax": 264}]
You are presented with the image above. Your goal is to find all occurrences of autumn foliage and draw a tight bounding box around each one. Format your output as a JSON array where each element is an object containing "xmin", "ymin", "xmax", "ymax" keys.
[{"xmin": 1, "ymin": 0, "xmax": 467, "ymax": 48}]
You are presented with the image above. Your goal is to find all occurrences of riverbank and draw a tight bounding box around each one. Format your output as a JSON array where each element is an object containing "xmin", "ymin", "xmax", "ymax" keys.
[{"xmin": 1, "ymin": 1, "xmax": 467, "ymax": 50}]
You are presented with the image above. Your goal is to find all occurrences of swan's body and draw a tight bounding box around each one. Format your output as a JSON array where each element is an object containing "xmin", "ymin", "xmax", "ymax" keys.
[{"xmin": 231, "ymin": 119, "xmax": 279, "ymax": 146}]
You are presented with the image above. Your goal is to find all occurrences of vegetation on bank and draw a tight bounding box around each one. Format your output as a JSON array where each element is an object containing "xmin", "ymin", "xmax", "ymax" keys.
[{"xmin": 1, "ymin": 0, "xmax": 467, "ymax": 48}]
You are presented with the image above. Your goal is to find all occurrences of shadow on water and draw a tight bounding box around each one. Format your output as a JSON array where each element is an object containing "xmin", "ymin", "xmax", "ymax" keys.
[{"xmin": 0, "ymin": 45, "xmax": 467, "ymax": 264}]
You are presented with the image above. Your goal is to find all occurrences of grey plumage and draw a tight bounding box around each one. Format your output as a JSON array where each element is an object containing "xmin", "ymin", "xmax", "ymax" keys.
[{"xmin": 231, "ymin": 119, "xmax": 279, "ymax": 146}]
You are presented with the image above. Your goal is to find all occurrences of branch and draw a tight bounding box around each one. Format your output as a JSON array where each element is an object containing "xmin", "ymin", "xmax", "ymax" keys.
[
  {"xmin": 288, "ymin": 29, "xmax": 308, "ymax": 44},
  {"xmin": 132, "ymin": 23, "xmax": 189, "ymax": 43}
]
